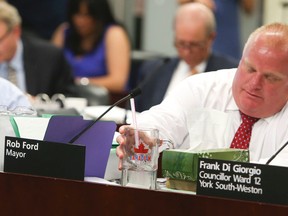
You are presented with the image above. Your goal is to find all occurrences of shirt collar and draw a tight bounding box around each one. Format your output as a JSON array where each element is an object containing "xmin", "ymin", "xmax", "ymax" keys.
[
  {"xmin": 226, "ymin": 94, "xmax": 287, "ymax": 123},
  {"xmin": 179, "ymin": 59, "xmax": 208, "ymax": 74},
  {"xmin": 8, "ymin": 39, "xmax": 23, "ymax": 71},
  {"xmin": 263, "ymin": 102, "xmax": 288, "ymax": 123},
  {"xmin": 227, "ymin": 96, "xmax": 238, "ymax": 111},
  {"xmin": 194, "ymin": 60, "xmax": 207, "ymax": 74}
]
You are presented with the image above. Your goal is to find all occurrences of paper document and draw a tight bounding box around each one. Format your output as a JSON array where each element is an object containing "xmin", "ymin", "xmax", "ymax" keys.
[{"xmin": 12, "ymin": 116, "xmax": 50, "ymax": 140}]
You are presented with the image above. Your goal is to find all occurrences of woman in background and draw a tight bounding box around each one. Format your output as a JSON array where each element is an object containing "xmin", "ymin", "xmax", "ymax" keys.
[{"xmin": 52, "ymin": 0, "xmax": 131, "ymax": 93}]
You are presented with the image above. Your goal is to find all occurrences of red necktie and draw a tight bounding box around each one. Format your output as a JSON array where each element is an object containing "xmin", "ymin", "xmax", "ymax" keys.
[{"xmin": 230, "ymin": 111, "xmax": 259, "ymax": 149}]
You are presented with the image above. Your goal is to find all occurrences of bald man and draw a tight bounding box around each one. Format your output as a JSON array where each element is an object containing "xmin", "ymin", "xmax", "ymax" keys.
[
  {"xmin": 117, "ymin": 22, "xmax": 288, "ymax": 167},
  {"xmin": 135, "ymin": 2, "xmax": 238, "ymax": 112}
]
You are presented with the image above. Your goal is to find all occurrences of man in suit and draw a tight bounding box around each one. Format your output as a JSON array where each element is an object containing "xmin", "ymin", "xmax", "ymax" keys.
[
  {"xmin": 0, "ymin": 1, "xmax": 75, "ymax": 98},
  {"xmin": 136, "ymin": 2, "xmax": 239, "ymax": 112}
]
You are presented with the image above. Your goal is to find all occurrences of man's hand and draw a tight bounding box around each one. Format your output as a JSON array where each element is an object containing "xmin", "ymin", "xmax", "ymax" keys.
[{"xmin": 116, "ymin": 125, "xmax": 133, "ymax": 170}]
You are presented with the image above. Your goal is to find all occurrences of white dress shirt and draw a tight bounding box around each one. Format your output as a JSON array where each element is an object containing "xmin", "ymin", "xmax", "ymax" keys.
[
  {"xmin": 0, "ymin": 40, "xmax": 26, "ymax": 92},
  {"xmin": 165, "ymin": 60, "xmax": 207, "ymax": 97},
  {"xmin": 0, "ymin": 77, "xmax": 32, "ymax": 172},
  {"xmin": 137, "ymin": 68, "xmax": 288, "ymax": 166},
  {"xmin": 0, "ymin": 77, "xmax": 31, "ymax": 110}
]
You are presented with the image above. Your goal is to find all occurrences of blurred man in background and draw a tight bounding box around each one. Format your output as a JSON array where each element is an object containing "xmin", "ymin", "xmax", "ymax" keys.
[{"xmin": 136, "ymin": 2, "xmax": 238, "ymax": 112}]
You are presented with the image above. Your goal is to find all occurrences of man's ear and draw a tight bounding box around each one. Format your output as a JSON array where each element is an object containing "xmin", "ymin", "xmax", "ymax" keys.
[{"xmin": 209, "ymin": 32, "xmax": 216, "ymax": 42}]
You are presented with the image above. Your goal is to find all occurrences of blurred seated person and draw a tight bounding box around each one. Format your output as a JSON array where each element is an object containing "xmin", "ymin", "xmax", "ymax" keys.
[
  {"xmin": 178, "ymin": 0, "xmax": 256, "ymax": 60},
  {"xmin": 135, "ymin": 2, "xmax": 238, "ymax": 112},
  {"xmin": 0, "ymin": 2, "xmax": 75, "ymax": 98},
  {"xmin": 52, "ymin": 0, "xmax": 131, "ymax": 93},
  {"xmin": 0, "ymin": 77, "xmax": 31, "ymax": 110}
]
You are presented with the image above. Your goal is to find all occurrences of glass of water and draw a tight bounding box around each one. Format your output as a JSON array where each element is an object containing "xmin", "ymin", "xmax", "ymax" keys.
[{"xmin": 121, "ymin": 127, "xmax": 159, "ymax": 190}]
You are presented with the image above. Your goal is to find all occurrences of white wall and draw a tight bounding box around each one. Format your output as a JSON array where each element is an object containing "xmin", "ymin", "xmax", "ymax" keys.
[
  {"xmin": 110, "ymin": 0, "xmax": 265, "ymax": 57},
  {"xmin": 140, "ymin": 0, "xmax": 263, "ymax": 57},
  {"xmin": 142, "ymin": 0, "xmax": 178, "ymax": 56},
  {"xmin": 263, "ymin": 0, "xmax": 288, "ymax": 24}
]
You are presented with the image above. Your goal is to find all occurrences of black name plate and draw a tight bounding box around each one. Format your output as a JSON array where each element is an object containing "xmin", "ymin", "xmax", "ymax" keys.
[
  {"xmin": 4, "ymin": 136, "xmax": 85, "ymax": 181},
  {"xmin": 196, "ymin": 158, "xmax": 288, "ymax": 205}
]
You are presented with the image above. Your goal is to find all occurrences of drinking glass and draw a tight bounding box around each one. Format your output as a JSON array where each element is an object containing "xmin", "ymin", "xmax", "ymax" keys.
[{"xmin": 121, "ymin": 128, "xmax": 159, "ymax": 190}]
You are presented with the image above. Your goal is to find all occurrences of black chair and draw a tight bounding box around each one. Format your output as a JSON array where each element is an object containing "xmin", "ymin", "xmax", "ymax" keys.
[{"xmin": 127, "ymin": 50, "xmax": 168, "ymax": 91}]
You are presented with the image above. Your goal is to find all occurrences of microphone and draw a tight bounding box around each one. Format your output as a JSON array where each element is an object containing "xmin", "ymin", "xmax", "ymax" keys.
[
  {"xmin": 266, "ymin": 140, "xmax": 288, "ymax": 165},
  {"xmin": 69, "ymin": 87, "xmax": 142, "ymax": 143}
]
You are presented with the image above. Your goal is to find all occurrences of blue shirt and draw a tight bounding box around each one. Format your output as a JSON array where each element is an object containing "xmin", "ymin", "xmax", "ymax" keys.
[
  {"xmin": 0, "ymin": 77, "xmax": 31, "ymax": 110},
  {"xmin": 63, "ymin": 26, "xmax": 110, "ymax": 78},
  {"xmin": 0, "ymin": 40, "xmax": 27, "ymax": 92}
]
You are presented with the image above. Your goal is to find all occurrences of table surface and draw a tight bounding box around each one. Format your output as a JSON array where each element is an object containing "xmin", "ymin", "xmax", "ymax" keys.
[{"xmin": 0, "ymin": 171, "xmax": 288, "ymax": 216}]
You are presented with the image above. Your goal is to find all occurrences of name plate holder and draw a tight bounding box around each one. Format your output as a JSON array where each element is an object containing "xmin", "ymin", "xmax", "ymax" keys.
[
  {"xmin": 197, "ymin": 158, "xmax": 288, "ymax": 205},
  {"xmin": 4, "ymin": 136, "xmax": 86, "ymax": 181}
]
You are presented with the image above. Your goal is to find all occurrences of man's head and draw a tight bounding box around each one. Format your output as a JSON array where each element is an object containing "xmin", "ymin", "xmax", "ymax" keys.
[
  {"xmin": 0, "ymin": 2, "xmax": 21, "ymax": 62},
  {"xmin": 177, "ymin": 0, "xmax": 215, "ymax": 11},
  {"xmin": 233, "ymin": 23, "xmax": 288, "ymax": 118},
  {"xmin": 174, "ymin": 2, "xmax": 216, "ymax": 69}
]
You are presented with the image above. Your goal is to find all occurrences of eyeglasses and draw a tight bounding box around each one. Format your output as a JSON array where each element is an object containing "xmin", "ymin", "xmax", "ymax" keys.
[{"xmin": 174, "ymin": 40, "xmax": 207, "ymax": 51}]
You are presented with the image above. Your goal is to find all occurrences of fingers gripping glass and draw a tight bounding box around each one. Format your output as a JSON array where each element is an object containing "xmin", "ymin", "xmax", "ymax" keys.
[
  {"xmin": 121, "ymin": 128, "xmax": 160, "ymax": 189},
  {"xmin": 123, "ymin": 128, "xmax": 159, "ymax": 170}
]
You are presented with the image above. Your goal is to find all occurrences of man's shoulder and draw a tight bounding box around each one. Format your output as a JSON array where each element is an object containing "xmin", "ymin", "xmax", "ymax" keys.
[
  {"xmin": 141, "ymin": 57, "xmax": 178, "ymax": 68},
  {"xmin": 0, "ymin": 77, "xmax": 22, "ymax": 94},
  {"xmin": 22, "ymin": 33, "xmax": 61, "ymax": 54},
  {"xmin": 0, "ymin": 77, "xmax": 32, "ymax": 109},
  {"xmin": 138, "ymin": 56, "xmax": 178, "ymax": 81},
  {"xmin": 202, "ymin": 68, "xmax": 236, "ymax": 76},
  {"xmin": 186, "ymin": 68, "xmax": 236, "ymax": 85},
  {"xmin": 0, "ymin": 77, "xmax": 11, "ymax": 86},
  {"xmin": 207, "ymin": 68, "xmax": 237, "ymax": 78},
  {"xmin": 207, "ymin": 52, "xmax": 239, "ymax": 70}
]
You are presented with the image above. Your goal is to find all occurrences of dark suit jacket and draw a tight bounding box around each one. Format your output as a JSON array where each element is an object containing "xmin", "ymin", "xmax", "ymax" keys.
[
  {"xmin": 135, "ymin": 52, "xmax": 239, "ymax": 112},
  {"xmin": 22, "ymin": 33, "xmax": 75, "ymax": 97}
]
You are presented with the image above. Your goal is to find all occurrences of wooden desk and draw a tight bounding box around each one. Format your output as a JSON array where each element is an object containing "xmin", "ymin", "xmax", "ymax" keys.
[{"xmin": 0, "ymin": 172, "xmax": 287, "ymax": 216}]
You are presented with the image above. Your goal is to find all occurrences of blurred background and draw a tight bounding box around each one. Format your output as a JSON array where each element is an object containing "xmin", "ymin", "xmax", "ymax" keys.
[
  {"xmin": 8, "ymin": 0, "xmax": 288, "ymax": 57},
  {"xmin": 109, "ymin": 0, "xmax": 282, "ymax": 57},
  {"xmin": 5, "ymin": 0, "xmax": 288, "ymax": 111}
]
